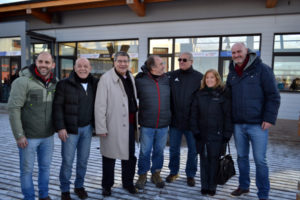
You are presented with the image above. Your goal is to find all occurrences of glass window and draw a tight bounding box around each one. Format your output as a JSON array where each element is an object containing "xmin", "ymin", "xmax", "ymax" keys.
[
  {"xmin": 175, "ymin": 37, "xmax": 219, "ymax": 73},
  {"xmin": 222, "ymin": 35, "xmax": 260, "ymax": 51},
  {"xmin": 273, "ymin": 56, "xmax": 300, "ymax": 91},
  {"xmin": 273, "ymin": 33, "xmax": 300, "ymax": 92},
  {"xmin": 59, "ymin": 43, "xmax": 76, "ymax": 56},
  {"xmin": 149, "ymin": 39, "xmax": 173, "ymax": 54},
  {"xmin": 60, "ymin": 58, "xmax": 74, "ymax": 78},
  {"xmin": 274, "ymin": 34, "xmax": 300, "ymax": 52},
  {"xmin": 0, "ymin": 37, "xmax": 21, "ymax": 55}
]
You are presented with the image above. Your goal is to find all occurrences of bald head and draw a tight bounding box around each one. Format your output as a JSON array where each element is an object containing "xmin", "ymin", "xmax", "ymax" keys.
[
  {"xmin": 74, "ymin": 57, "xmax": 92, "ymax": 79},
  {"xmin": 231, "ymin": 42, "xmax": 248, "ymax": 66}
]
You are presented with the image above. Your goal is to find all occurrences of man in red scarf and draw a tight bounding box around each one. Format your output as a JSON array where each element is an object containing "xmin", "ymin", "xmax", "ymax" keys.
[{"xmin": 8, "ymin": 52, "xmax": 57, "ymax": 200}]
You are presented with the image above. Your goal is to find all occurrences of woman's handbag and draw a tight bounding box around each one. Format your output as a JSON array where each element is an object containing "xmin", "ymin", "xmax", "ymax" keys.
[{"xmin": 217, "ymin": 142, "xmax": 236, "ymax": 185}]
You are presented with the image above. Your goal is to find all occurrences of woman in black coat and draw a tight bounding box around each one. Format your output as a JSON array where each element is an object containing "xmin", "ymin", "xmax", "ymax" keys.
[{"xmin": 190, "ymin": 69, "xmax": 233, "ymax": 196}]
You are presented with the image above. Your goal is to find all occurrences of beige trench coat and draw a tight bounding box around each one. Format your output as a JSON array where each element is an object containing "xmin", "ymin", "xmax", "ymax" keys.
[{"xmin": 94, "ymin": 68, "xmax": 139, "ymax": 160}]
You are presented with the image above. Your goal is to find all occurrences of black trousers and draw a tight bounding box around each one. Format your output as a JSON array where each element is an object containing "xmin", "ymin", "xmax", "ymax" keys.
[
  {"xmin": 102, "ymin": 124, "xmax": 137, "ymax": 189},
  {"xmin": 199, "ymin": 141, "xmax": 223, "ymax": 191}
]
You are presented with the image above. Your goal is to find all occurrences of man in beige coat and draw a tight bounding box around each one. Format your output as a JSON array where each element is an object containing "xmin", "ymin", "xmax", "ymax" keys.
[{"xmin": 95, "ymin": 51, "xmax": 139, "ymax": 197}]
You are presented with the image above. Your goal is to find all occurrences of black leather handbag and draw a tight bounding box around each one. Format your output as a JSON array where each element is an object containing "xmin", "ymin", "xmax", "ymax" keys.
[{"xmin": 217, "ymin": 143, "xmax": 236, "ymax": 185}]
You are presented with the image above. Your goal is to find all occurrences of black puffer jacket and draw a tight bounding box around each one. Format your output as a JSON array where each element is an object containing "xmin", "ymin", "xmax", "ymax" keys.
[
  {"xmin": 53, "ymin": 71, "xmax": 99, "ymax": 134},
  {"xmin": 168, "ymin": 67, "xmax": 203, "ymax": 130},
  {"xmin": 190, "ymin": 86, "xmax": 233, "ymax": 143},
  {"xmin": 135, "ymin": 65, "xmax": 171, "ymax": 128}
]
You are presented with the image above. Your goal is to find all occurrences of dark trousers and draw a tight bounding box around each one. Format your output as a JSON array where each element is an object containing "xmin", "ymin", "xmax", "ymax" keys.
[
  {"xmin": 199, "ymin": 141, "xmax": 223, "ymax": 191},
  {"xmin": 102, "ymin": 124, "xmax": 137, "ymax": 189}
]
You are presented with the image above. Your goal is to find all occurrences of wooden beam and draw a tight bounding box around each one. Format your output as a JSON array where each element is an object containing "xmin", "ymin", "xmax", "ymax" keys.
[
  {"xmin": 29, "ymin": 9, "xmax": 52, "ymax": 24},
  {"xmin": 266, "ymin": 0, "xmax": 278, "ymax": 8},
  {"xmin": 0, "ymin": 0, "xmax": 111, "ymax": 13},
  {"xmin": 47, "ymin": 0, "xmax": 126, "ymax": 12},
  {"xmin": 127, "ymin": 0, "xmax": 145, "ymax": 17}
]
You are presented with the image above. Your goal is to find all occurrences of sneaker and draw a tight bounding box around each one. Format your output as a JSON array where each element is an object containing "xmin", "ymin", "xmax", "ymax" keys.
[
  {"xmin": 231, "ymin": 188, "xmax": 250, "ymax": 196},
  {"xmin": 151, "ymin": 171, "xmax": 165, "ymax": 188},
  {"xmin": 39, "ymin": 197, "xmax": 51, "ymax": 200},
  {"xmin": 61, "ymin": 192, "xmax": 71, "ymax": 200},
  {"xmin": 166, "ymin": 174, "xmax": 179, "ymax": 183},
  {"xmin": 123, "ymin": 185, "xmax": 138, "ymax": 194},
  {"xmin": 74, "ymin": 187, "xmax": 88, "ymax": 199},
  {"xmin": 135, "ymin": 173, "xmax": 147, "ymax": 189},
  {"xmin": 187, "ymin": 177, "xmax": 195, "ymax": 187},
  {"xmin": 102, "ymin": 188, "xmax": 111, "ymax": 196}
]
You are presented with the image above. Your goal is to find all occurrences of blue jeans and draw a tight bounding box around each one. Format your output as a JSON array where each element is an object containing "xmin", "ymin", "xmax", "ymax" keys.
[
  {"xmin": 60, "ymin": 124, "xmax": 92, "ymax": 192},
  {"xmin": 19, "ymin": 135, "xmax": 54, "ymax": 200},
  {"xmin": 234, "ymin": 124, "xmax": 269, "ymax": 199},
  {"xmin": 137, "ymin": 126, "xmax": 168, "ymax": 175},
  {"xmin": 168, "ymin": 126, "xmax": 197, "ymax": 178}
]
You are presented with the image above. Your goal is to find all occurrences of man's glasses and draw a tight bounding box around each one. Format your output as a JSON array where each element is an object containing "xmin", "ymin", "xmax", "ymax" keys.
[
  {"xmin": 116, "ymin": 60, "xmax": 129, "ymax": 64},
  {"xmin": 178, "ymin": 58, "xmax": 190, "ymax": 62}
]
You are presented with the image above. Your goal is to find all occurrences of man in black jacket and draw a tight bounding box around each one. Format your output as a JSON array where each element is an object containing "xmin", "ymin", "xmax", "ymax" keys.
[
  {"xmin": 53, "ymin": 58, "xmax": 98, "ymax": 200},
  {"xmin": 135, "ymin": 55, "xmax": 171, "ymax": 189},
  {"xmin": 166, "ymin": 52, "xmax": 203, "ymax": 187}
]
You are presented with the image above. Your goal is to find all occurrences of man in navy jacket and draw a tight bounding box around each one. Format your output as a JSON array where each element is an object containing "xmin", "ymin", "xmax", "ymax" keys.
[{"xmin": 226, "ymin": 43, "xmax": 280, "ymax": 200}]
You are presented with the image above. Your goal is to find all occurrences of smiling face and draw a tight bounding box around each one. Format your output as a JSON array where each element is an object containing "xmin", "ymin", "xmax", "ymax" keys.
[
  {"xmin": 35, "ymin": 52, "xmax": 55, "ymax": 79},
  {"xmin": 231, "ymin": 43, "xmax": 248, "ymax": 66},
  {"xmin": 205, "ymin": 72, "xmax": 217, "ymax": 88},
  {"xmin": 114, "ymin": 55, "xmax": 129, "ymax": 76},
  {"xmin": 74, "ymin": 58, "xmax": 92, "ymax": 79}
]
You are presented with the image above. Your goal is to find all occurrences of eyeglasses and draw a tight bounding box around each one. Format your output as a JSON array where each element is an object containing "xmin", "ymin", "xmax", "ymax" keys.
[{"xmin": 178, "ymin": 58, "xmax": 190, "ymax": 62}]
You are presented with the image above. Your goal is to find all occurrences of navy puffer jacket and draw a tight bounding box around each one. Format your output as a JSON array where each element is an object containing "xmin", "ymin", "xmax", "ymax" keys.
[{"xmin": 226, "ymin": 49, "xmax": 280, "ymax": 125}]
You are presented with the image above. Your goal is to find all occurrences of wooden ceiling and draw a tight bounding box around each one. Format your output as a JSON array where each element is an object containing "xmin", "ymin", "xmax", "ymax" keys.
[{"xmin": 0, "ymin": 0, "xmax": 279, "ymax": 24}]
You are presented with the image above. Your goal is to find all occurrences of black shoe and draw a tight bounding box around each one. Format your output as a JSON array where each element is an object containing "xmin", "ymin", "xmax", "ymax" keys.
[
  {"xmin": 201, "ymin": 189, "xmax": 209, "ymax": 195},
  {"xmin": 208, "ymin": 190, "xmax": 216, "ymax": 196},
  {"xmin": 61, "ymin": 192, "xmax": 72, "ymax": 200},
  {"xmin": 123, "ymin": 185, "xmax": 138, "ymax": 194},
  {"xmin": 231, "ymin": 188, "xmax": 250, "ymax": 196},
  {"xmin": 74, "ymin": 187, "xmax": 88, "ymax": 199},
  {"xmin": 39, "ymin": 197, "xmax": 51, "ymax": 200},
  {"xmin": 102, "ymin": 188, "xmax": 111, "ymax": 196}
]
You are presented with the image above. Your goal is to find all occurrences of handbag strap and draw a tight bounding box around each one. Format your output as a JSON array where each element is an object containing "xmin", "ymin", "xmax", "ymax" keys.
[{"xmin": 227, "ymin": 142, "xmax": 231, "ymax": 154}]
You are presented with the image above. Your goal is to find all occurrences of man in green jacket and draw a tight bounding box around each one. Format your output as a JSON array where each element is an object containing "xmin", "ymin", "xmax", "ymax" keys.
[{"xmin": 8, "ymin": 52, "xmax": 57, "ymax": 200}]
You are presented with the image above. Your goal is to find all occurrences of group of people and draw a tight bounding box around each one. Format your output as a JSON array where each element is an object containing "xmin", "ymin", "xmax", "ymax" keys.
[{"xmin": 7, "ymin": 42, "xmax": 280, "ymax": 200}]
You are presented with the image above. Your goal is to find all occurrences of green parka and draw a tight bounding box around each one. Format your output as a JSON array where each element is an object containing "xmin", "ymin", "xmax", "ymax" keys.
[{"xmin": 8, "ymin": 64, "xmax": 57, "ymax": 140}]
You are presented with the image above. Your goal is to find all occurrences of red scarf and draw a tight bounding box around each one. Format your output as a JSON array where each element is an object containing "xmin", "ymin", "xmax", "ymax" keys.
[
  {"xmin": 234, "ymin": 55, "xmax": 249, "ymax": 77},
  {"xmin": 34, "ymin": 67, "xmax": 53, "ymax": 84}
]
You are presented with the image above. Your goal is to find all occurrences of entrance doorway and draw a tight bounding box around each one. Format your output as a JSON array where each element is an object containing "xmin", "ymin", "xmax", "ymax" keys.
[{"xmin": 0, "ymin": 56, "xmax": 21, "ymax": 102}]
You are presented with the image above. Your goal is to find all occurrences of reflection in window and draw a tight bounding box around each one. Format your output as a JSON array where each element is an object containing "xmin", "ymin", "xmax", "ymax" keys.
[
  {"xmin": 149, "ymin": 39, "xmax": 173, "ymax": 54},
  {"xmin": 222, "ymin": 36, "xmax": 260, "ymax": 51},
  {"xmin": 59, "ymin": 43, "xmax": 76, "ymax": 56},
  {"xmin": 175, "ymin": 37, "xmax": 219, "ymax": 73},
  {"xmin": 59, "ymin": 40, "xmax": 138, "ymax": 78},
  {"xmin": 274, "ymin": 34, "xmax": 300, "ymax": 52},
  {"xmin": 0, "ymin": 37, "xmax": 21, "ymax": 54},
  {"xmin": 274, "ymin": 56, "xmax": 300, "ymax": 91}
]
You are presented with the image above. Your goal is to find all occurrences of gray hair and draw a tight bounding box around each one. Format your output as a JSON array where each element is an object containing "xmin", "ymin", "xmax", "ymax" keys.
[
  {"xmin": 180, "ymin": 52, "xmax": 193, "ymax": 61},
  {"xmin": 113, "ymin": 51, "xmax": 130, "ymax": 61}
]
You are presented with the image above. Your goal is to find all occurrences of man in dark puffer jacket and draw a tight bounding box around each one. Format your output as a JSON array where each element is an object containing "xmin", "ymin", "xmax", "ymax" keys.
[
  {"xmin": 135, "ymin": 55, "xmax": 171, "ymax": 189},
  {"xmin": 53, "ymin": 58, "xmax": 98, "ymax": 200},
  {"xmin": 226, "ymin": 43, "xmax": 280, "ymax": 200}
]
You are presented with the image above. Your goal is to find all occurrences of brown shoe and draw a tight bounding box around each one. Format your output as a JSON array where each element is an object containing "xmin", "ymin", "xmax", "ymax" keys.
[
  {"xmin": 187, "ymin": 177, "xmax": 195, "ymax": 187},
  {"xmin": 231, "ymin": 188, "xmax": 250, "ymax": 196},
  {"xmin": 166, "ymin": 174, "xmax": 179, "ymax": 183},
  {"xmin": 151, "ymin": 171, "xmax": 165, "ymax": 188},
  {"xmin": 135, "ymin": 173, "xmax": 147, "ymax": 189},
  {"xmin": 74, "ymin": 187, "xmax": 88, "ymax": 199},
  {"xmin": 61, "ymin": 192, "xmax": 71, "ymax": 200}
]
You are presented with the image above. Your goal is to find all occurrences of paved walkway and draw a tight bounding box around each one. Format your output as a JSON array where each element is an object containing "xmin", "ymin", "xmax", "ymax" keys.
[{"xmin": 0, "ymin": 113, "xmax": 299, "ymax": 200}]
